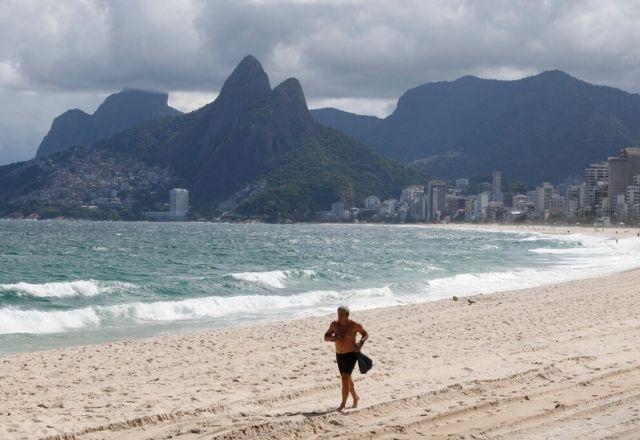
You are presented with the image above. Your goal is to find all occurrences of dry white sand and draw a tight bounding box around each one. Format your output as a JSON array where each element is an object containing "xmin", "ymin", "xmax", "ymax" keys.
[
  {"xmin": 2, "ymin": 226, "xmax": 640, "ymax": 439},
  {"xmin": 426, "ymin": 222, "xmax": 640, "ymax": 238}
]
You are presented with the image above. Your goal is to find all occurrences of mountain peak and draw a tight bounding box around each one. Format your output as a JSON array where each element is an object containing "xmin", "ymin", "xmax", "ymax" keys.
[
  {"xmin": 455, "ymin": 75, "xmax": 481, "ymax": 82},
  {"xmin": 270, "ymin": 78, "xmax": 315, "ymax": 134},
  {"xmin": 272, "ymin": 78, "xmax": 306, "ymax": 105},
  {"xmin": 539, "ymin": 69, "xmax": 572, "ymax": 77},
  {"xmin": 94, "ymin": 89, "xmax": 171, "ymax": 118},
  {"xmin": 218, "ymin": 55, "xmax": 271, "ymax": 98},
  {"xmin": 236, "ymin": 54, "xmax": 263, "ymax": 71},
  {"xmin": 35, "ymin": 89, "xmax": 181, "ymax": 158},
  {"xmin": 531, "ymin": 69, "xmax": 576, "ymax": 82}
]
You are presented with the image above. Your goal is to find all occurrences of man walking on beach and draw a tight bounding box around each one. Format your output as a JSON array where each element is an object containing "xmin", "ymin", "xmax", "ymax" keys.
[{"xmin": 324, "ymin": 305, "xmax": 369, "ymax": 410}]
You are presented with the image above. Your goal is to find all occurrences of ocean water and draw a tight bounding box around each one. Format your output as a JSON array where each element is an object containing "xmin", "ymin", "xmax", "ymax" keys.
[{"xmin": 1, "ymin": 220, "xmax": 640, "ymax": 355}]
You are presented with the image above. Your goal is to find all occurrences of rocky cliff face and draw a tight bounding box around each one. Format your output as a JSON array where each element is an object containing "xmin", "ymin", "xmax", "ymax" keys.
[
  {"xmin": 36, "ymin": 90, "xmax": 182, "ymax": 158},
  {"xmin": 312, "ymin": 70, "xmax": 640, "ymax": 184}
]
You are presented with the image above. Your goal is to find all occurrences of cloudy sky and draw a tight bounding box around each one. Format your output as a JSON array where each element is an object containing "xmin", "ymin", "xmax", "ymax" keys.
[{"xmin": 1, "ymin": 0, "xmax": 640, "ymax": 164}]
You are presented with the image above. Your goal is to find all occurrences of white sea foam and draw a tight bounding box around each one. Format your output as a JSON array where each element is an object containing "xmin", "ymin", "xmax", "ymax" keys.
[
  {"xmin": 0, "ymin": 286, "xmax": 393, "ymax": 334},
  {"xmin": 229, "ymin": 269, "xmax": 316, "ymax": 288},
  {"xmin": 518, "ymin": 235, "xmax": 557, "ymax": 242},
  {"xmin": 422, "ymin": 234, "xmax": 640, "ymax": 300},
  {"xmin": 0, "ymin": 280, "xmax": 135, "ymax": 298},
  {"xmin": 229, "ymin": 271, "xmax": 288, "ymax": 288},
  {"xmin": 0, "ymin": 306, "xmax": 100, "ymax": 334},
  {"xmin": 424, "ymin": 265, "xmax": 444, "ymax": 272},
  {"xmin": 116, "ymin": 285, "xmax": 393, "ymax": 322}
]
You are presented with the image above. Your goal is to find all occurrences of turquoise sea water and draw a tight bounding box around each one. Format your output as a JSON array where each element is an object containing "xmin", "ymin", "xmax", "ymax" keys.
[{"xmin": 1, "ymin": 220, "xmax": 639, "ymax": 354}]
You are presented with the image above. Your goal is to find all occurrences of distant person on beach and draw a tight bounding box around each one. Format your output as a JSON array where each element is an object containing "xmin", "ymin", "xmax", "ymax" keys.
[{"xmin": 324, "ymin": 305, "xmax": 369, "ymax": 411}]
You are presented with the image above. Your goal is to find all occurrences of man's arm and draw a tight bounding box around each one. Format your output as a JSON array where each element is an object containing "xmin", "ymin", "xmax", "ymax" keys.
[
  {"xmin": 324, "ymin": 322, "xmax": 337, "ymax": 342},
  {"xmin": 355, "ymin": 323, "xmax": 368, "ymax": 350}
]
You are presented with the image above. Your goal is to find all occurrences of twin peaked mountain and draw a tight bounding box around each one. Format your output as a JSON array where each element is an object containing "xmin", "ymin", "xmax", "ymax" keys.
[
  {"xmin": 98, "ymin": 55, "xmax": 415, "ymax": 216},
  {"xmin": 0, "ymin": 56, "xmax": 415, "ymax": 220}
]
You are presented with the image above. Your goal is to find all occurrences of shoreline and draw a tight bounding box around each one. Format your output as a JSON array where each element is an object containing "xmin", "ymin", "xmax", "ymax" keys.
[
  {"xmin": 4, "ymin": 215, "xmax": 640, "ymax": 233},
  {"xmin": 2, "ymin": 222, "xmax": 640, "ymax": 356},
  {"xmin": 3, "ymin": 266, "xmax": 640, "ymax": 438},
  {"xmin": 425, "ymin": 222, "xmax": 640, "ymax": 239}
]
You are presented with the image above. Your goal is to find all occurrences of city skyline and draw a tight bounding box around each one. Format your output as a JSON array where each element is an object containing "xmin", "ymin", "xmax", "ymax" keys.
[{"xmin": 326, "ymin": 148, "xmax": 640, "ymax": 225}]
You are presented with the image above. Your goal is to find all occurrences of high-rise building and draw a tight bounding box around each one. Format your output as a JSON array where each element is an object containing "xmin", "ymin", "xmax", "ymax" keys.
[
  {"xmin": 565, "ymin": 197, "xmax": 578, "ymax": 219},
  {"xmin": 400, "ymin": 185, "xmax": 424, "ymax": 204},
  {"xmin": 585, "ymin": 162, "xmax": 609, "ymax": 187},
  {"xmin": 380, "ymin": 199, "xmax": 397, "ymax": 216},
  {"xmin": 445, "ymin": 194, "xmax": 465, "ymax": 220},
  {"xmin": 492, "ymin": 170, "xmax": 502, "ymax": 194},
  {"xmin": 567, "ymin": 185, "xmax": 581, "ymax": 200},
  {"xmin": 145, "ymin": 188, "xmax": 189, "ymax": 221},
  {"xmin": 502, "ymin": 192, "xmax": 513, "ymax": 208},
  {"xmin": 170, "ymin": 188, "xmax": 189, "ymax": 215},
  {"xmin": 565, "ymin": 185, "xmax": 580, "ymax": 216},
  {"xmin": 477, "ymin": 191, "xmax": 491, "ymax": 221},
  {"xmin": 615, "ymin": 194, "xmax": 627, "ymax": 218},
  {"xmin": 608, "ymin": 149, "xmax": 640, "ymax": 213},
  {"xmin": 627, "ymin": 185, "xmax": 640, "ymax": 220},
  {"xmin": 463, "ymin": 196, "xmax": 477, "ymax": 221},
  {"xmin": 583, "ymin": 161, "xmax": 609, "ymax": 211},
  {"xmin": 426, "ymin": 180, "xmax": 447, "ymax": 222},
  {"xmin": 535, "ymin": 182, "xmax": 553, "ymax": 217},
  {"xmin": 549, "ymin": 194, "xmax": 564, "ymax": 217}
]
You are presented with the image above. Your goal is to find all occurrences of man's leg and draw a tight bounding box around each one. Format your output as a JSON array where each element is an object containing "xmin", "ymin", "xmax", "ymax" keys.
[
  {"xmin": 349, "ymin": 376, "xmax": 359, "ymax": 408},
  {"xmin": 339, "ymin": 373, "xmax": 350, "ymax": 410}
]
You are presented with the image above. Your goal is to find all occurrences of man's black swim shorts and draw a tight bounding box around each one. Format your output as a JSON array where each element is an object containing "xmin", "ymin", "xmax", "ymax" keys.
[{"xmin": 336, "ymin": 351, "xmax": 358, "ymax": 375}]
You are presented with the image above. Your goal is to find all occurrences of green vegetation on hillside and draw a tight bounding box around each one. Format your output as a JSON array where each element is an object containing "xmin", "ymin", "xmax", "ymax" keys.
[{"xmin": 238, "ymin": 126, "xmax": 422, "ymax": 221}]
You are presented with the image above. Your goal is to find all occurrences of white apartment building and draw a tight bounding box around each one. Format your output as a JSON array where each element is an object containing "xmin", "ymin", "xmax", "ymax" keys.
[
  {"xmin": 585, "ymin": 162, "xmax": 609, "ymax": 187},
  {"xmin": 380, "ymin": 199, "xmax": 397, "ymax": 216},
  {"xmin": 549, "ymin": 194, "xmax": 564, "ymax": 217},
  {"xmin": 627, "ymin": 185, "xmax": 640, "ymax": 220},
  {"xmin": 400, "ymin": 185, "xmax": 424, "ymax": 204},
  {"xmin": 535, "ymin": 182, "xmax": 553, "ymax": 217},
  {"xmin": 170, "ymin": 188, "xmax": 189, "ymax": 215}
]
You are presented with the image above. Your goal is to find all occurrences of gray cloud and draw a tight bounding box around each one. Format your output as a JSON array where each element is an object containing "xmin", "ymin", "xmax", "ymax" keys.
[{"xmin": 2, "ymin": 0, "xmax": 640, "ymax": 164}]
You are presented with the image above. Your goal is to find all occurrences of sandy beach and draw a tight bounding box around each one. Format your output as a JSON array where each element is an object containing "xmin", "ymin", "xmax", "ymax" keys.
[
  {"xmin": 2, "ymin": 226, "xmax": 640, "ymax": 439},
  {"xmin": 427, "ymin": 222, "xmax": 640, "ymax": 239}
]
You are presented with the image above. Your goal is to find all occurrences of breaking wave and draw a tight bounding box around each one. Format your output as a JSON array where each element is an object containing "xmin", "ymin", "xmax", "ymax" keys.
[
  {"xmin": 0, "ymin": 280, "xmax": 137, "ymax": 298},
  {"xmin": 0, "ymin": 286, "xmax": 393, "ymax": 335},
  {"xmin": 229, "ymin": 269, "xmax": 317, "ymax": 288}
]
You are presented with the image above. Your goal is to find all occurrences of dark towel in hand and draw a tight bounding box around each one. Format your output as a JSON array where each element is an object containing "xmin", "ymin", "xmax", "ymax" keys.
[{"xmin": 357, "ymin": 352, "xmax": 373, "ymax": 374}]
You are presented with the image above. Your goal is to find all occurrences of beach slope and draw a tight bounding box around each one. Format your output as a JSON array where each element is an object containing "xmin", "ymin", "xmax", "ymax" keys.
[{"xmin": 2, "ymin": 268, "xmax": 640, "ymax": 439}]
